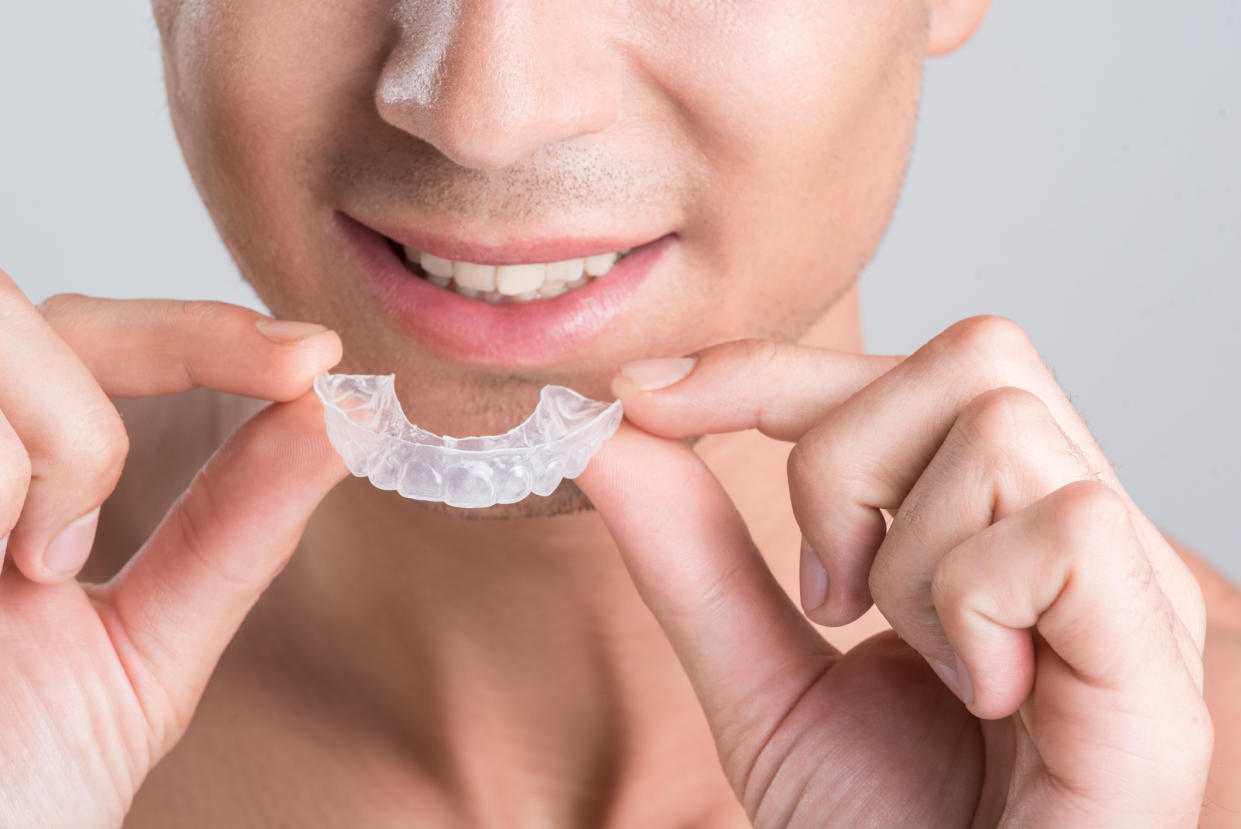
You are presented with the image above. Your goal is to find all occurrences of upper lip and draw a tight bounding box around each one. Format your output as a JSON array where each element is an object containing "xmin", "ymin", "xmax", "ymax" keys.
[{"xmin": 349, "ymin": 212, "xmax": 664, "ymax": 266}]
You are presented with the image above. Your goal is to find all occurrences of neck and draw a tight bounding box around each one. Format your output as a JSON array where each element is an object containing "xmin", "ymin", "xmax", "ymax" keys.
[{"xmin": 255, "ymin": 286, "xmax": 865, "ymax": 824}]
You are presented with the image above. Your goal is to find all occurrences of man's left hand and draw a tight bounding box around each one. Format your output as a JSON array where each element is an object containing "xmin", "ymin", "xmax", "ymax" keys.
[{"xmin": 577, "ymin": 316, "xmax": 1212, "ymax": 827}]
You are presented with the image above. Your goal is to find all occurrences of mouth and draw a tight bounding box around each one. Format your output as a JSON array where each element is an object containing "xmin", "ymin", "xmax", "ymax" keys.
[
  {"xmin": 394, "ymin": 242, "xmax": 634, "ymax": 304},
  {"xmin": 337, "ymin": 212, "xmax": 674, "ymax": 368}
]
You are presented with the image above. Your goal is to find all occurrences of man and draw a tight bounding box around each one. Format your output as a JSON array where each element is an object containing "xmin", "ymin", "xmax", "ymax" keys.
[{"xmin": 0, "ymin": 0, "xmax": 1236, "ymax": 825}]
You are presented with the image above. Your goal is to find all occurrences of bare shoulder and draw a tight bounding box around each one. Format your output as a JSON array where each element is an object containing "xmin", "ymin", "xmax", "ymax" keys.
[{"xmin": 85, "ymin": 389, "xmax": 267, "ymax": 581}]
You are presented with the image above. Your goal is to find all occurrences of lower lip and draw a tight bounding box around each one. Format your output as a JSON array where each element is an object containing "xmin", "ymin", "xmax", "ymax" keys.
[{"xmin": 338, "ymin": 213, "xmax": 672, "ymax": 367}]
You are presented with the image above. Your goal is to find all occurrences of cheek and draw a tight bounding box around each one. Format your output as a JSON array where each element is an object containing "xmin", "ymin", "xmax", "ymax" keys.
[
  {"xmin": 161, "ymin": 1, "xmax": 387, "ymax": 308},
  {"xmin": 642, "ymin": 0, "xmax": 929, "ymax": 333}
]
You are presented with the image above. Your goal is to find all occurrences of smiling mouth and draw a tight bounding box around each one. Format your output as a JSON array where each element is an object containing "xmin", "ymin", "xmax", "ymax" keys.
[{"xmin": 384, "ymin": 238, "xmax": 635, "ymax": 304}]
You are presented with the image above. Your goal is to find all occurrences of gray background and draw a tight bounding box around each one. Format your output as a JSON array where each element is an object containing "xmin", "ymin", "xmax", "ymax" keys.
[{"xmin": 1, "ymin": 3, "xmax": 1238, "ymax": 578}]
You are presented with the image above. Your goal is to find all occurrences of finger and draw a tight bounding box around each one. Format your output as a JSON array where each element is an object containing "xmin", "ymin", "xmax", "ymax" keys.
[
  {"xmin": 726, "ymin": 317, "xmax": 1194, "ymax": 641},
  {"xmin": 613, "ymin": 319, "xmax": 1079, "ymax": 460},
  {"xmin": 931, "ymin": 479, "xmax": 1199, "ymax": 719},
  {"xmin": 98, "ymin": 391, "xmax": 348, "ymax": 739},
  {"xmin": 612, "ymin": 339, "xmax": 902, "ymax": 441},
  {"xmin": 38, "ymin": 294, "xmax": 342, "ymax": 400},
  {"xmin": 615, "ymin": 320, "xmax": 1079, "ymax": 621},
  {"xmin": 0, "ymin": 279, "xmax": 341, "ymax": 582},
  {"xmin": 938, "ymin": 482, "xmax": 1213, "ymax": 829},
  {"xmin": 0, "ymin": 275, "xmax": 132, "ymax": 581},
  {"xmin": 0, "ymin": 406, "xmax": 31, "ymax": 574},
  {"xmin": 575, "ymin": 423, "xmax": 837, "ymax": 768},
  {"xmin": 865, "ymin": 387, "xmax": 1098, "ymax": 675}
]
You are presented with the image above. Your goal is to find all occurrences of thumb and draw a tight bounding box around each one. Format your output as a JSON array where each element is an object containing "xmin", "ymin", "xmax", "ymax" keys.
[
  {"xmin": 102, "ymin": 391, "xmax": 348, "ymax": 739},
  {"xmin": 576, "ymin": 422, "xmax": 835, "ymax": 756}
]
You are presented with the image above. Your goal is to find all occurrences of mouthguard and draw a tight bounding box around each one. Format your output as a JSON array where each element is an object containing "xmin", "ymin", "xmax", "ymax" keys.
[{"xmin": 313, "ymin": 372, "xmax": 623, "ymax": 508}]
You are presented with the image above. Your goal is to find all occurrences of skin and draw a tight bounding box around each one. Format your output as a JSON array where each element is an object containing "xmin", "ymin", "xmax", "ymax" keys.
[{"xmin": 0, "ymin": 0, "xmax": 1238, "ymax": 826}]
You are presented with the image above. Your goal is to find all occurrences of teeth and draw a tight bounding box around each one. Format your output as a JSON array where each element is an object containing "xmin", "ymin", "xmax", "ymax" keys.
[
  {"xmin": 545, "ymin": 258, "xmax": 584, "ymax": 283},
  {"xmin": 496, "ymin": 263, "xmax": 546, "ymax": 295},
  {"xmin": 400, "ymin": 246, "xmax": 631, "ymax": 302},
  {"xmin": 584, "ymin": 251, "xmax": 618, "ymax": 277},
  {"xmin": 419, "ymin": 251, "xmax": 455, "ymax": 278},
  {"xmin": 454, "ymin": 261, "xmax": 497, "ymax": 292}
]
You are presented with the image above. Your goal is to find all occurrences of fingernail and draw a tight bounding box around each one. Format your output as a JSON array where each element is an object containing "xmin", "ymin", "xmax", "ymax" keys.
[
  {"xmin": 798, "ymin": 536, "xmax": 829, "ymax": 612},
  {"xmin": 43, "ymin": 507, "xmax": 101, "ymax": 575},
  {"xmin": 255, "ymin": 319, "xmax": 330, "ymax": 343},
  {"xmin": 926, "ymin": 652, "xmax": 974, "ymax": 706},
  {"xmin": 617, "ymin": 356, "xmax": 697, "ymax": 391}
]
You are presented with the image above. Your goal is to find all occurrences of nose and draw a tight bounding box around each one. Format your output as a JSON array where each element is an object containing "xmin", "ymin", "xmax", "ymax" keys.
[{"xmin": 376, "ymin": 0, "xmax": 622, "ymax": 170}]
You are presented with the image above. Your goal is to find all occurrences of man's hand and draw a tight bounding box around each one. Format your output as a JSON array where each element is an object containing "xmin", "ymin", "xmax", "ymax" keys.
[
  {"xmin": 0, "ymin": 270, "xmax": 349, "ymax": 827},
  {"xmin": 577, "ymin": 317, "xmax": 1212, "ymax": 827}
]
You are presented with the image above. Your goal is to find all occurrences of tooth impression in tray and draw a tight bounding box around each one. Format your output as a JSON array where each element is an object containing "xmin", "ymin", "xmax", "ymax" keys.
[{"xmin": 313, "ymin": 372, "xmax": 623, "ymax": 508}]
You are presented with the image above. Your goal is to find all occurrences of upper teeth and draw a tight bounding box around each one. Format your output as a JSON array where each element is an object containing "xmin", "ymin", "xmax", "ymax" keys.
[{"xmin": 404, "ymin": 246, "xmax": 629, "ymax": 302}]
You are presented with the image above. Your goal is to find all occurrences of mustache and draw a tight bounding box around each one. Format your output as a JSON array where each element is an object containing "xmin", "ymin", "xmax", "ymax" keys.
[{"xmin": 324, "ymin": 139, "xmax": 686, "ymax": 223}]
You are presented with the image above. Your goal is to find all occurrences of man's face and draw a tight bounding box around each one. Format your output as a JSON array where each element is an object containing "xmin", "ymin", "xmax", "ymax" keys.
[{"xmin": 153, "ymin": 0, "xmax": 937, "ymax": 516}]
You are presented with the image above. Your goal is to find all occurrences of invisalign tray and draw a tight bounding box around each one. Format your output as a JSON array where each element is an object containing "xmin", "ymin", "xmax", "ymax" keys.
[{"xmin": 313, "ymin": 372, "xmax": 623, "ymax": 508}]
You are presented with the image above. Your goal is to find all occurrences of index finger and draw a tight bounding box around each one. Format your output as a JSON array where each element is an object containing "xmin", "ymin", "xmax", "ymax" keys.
[
  {"xmin": 37, "ymin": 294, "xmax": 342, "ymax": 400},
  {"xmin": 611, "ymin": 338, "xmax": 902, "ymax": 442}
]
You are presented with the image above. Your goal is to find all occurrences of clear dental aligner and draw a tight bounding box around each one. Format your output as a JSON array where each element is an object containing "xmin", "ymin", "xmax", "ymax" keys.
[{"xmin": 313, "ymin": 372, "xmax": 623, "ymax": 508}]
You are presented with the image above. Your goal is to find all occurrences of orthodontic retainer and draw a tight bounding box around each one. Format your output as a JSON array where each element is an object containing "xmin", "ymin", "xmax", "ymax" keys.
[{"xmin": 313, "ymin": 372, "xmax": 623, "ymax": 508}]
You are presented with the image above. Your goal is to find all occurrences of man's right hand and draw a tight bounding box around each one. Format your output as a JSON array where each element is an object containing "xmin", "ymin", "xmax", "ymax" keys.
[{"xmin": 0, "ymin": 269, "xmax": 349, "ymax": 827}]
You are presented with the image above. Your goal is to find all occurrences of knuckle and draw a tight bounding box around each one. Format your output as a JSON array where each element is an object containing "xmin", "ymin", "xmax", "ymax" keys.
[
  {"xmin": 958, "ymin": 386, "xmax": 1051, "ymax": 449},
  {"xmin": 178, "ymin": 298, "xmax": 214, "ymax": 320},
  {"xmin": 928, "ymin": 315, "xmax": 1040, "ymax": 372},
  {"xmin": 1045, "ymin": 479, "xmax": 1131, "ymax": 557},
  {"xmin": 717, "ymin": 338, "xmax": 785, "ymax": 376},
  {"xmin": 61, "ymin": 406, "xmax": 131, "ymax": 491},
  {"xmin": 786, "ymin": 434, "xmax": 837, "ymax": 491},
  {"xmin": 786, "ymin": 440, "xmax": 812, "ymax": 487},
  {"xmin": 177, "ymin": 298, "xmax": 238, "ymax": 328}
]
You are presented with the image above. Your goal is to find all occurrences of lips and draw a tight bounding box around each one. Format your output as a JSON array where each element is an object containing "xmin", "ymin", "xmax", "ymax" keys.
[{"xmin": 336, "ymin": 211, "xmax": 674, "ymax": 368}]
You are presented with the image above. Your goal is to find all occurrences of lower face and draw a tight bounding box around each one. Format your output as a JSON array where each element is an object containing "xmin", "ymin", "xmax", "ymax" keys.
[{"xmin": 154, "ymin": 0, "xmax": 930, "ymax": 518}]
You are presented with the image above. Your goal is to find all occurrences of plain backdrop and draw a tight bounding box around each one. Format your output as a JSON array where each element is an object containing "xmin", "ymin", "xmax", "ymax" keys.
[{"xmin": 1, "ymin": 3, "xmax": 1238, "ymax": 578}]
